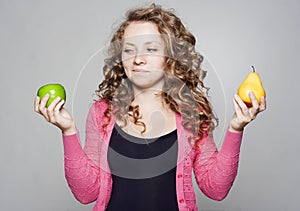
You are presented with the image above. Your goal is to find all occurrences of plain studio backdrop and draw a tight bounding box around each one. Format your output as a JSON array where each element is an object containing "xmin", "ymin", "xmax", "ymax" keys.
[{"xmin": 0, "ymin": 0, "xmax": 299, "ymax": 210}]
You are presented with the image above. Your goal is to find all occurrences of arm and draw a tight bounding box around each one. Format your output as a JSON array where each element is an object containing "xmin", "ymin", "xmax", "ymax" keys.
[
  {"xmin": 194, "ymin": 92, "xmax": 266, "ymax": 200},
  {"xmin": 193, "ymin": 130, "xmax": 243, "ymax": 201},
  {"xmin": 63, "ymin": 103, "xmax": 102, "ymax": 204},
  {"xmin": 34, "ymin": 93, "xmax": 106, "ymax": 204}
]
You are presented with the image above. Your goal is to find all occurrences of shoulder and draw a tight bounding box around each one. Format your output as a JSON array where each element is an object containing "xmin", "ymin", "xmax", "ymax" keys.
[
  {"xmin": 86, "ymin": 99, "xmax": 110, "ymax": 128},
  {"xmin": 91, "ymin": 99, "xmax": 110, "ymax": 113}
]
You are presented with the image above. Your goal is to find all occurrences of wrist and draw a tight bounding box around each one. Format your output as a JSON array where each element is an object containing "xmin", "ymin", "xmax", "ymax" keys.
[
  {"xmin": 228, "ymin": 124, "xmax": 244, "ymax": 133},
  {"xmin": 62, "ymin": 125, "xmax": 77, "ymax": 135}
]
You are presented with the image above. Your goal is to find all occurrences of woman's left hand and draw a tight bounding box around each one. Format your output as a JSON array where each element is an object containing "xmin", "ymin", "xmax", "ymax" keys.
[{"xmin": 229, "ymin": 91, "xmax": 266, "ymax": 132}]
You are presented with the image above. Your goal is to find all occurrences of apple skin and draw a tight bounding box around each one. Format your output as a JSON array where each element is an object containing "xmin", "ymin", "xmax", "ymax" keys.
[{"xmin": 37, "ymin": 83, "xmax": 66, "ymax": 108}]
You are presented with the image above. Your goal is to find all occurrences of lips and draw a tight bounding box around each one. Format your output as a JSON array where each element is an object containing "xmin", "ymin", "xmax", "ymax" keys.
[{"xmin": 132, "ymin": 69, "xmax": 149, "ymax": 73}]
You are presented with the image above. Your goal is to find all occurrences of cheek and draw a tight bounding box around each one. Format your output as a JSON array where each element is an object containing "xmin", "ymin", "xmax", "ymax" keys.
[
  {"xmin": 122, "ymin": 57, "xmax": 132, "ymax": 70},
  {"xmin": 121, "ymin": 51, "xmax": 133, "ymax": 65},
  {"xmin": 151, "ymin": 56, "xmax": 166, "ymax": 70},
  {"xmin": 122, "ymin": 63, "xmax": 132, "ymax": 78}
]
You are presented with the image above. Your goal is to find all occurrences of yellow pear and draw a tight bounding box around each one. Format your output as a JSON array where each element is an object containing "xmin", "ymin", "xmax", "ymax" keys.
[{"xmin": 237, "ymin": 66, "xmax": 266, "ymax": 107}]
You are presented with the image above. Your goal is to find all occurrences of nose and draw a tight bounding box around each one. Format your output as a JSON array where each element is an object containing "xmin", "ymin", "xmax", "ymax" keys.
[{"xmin": 134, "ymin": 53, "xmax": 146, "ymax": 65}]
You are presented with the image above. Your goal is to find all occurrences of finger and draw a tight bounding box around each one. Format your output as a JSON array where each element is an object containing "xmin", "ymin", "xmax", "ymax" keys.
[
  {"xmin": 247, "ymin": 92, "xmax": 260, "ymax": 119},
  {"xmin": 234, "ymin": 94, "xmax": 248, "ymax": 114},
  {"xmin": 52, "ymin": 99, "xmax": 64, "ymax": 118},
  {"xmin": 248, "ymin": 107, "xmax": 258, "ymax": 120},
  {"xmin": 47, "ymin": 96, "xmax": 61, "ymax": 111},
  {"xmin": 40, "ymin": 94, "xmax": 50, "ymax": 109},
  {"xmin": 34, "ymin": 96, "xmax": 41, "ymax": 112},
  {"xmin": 39, "ymin": 94, "xmax": 50, "ymax": 121},
  {"xmin": 259, "ymin": 96, "xmax": 267, "ymax": 111},
  {"xmin": 47, "ymin": 97, "xmax": 62, "ymax": 123},
  {"xmin": 54, "ymin": 99, "xmax": 65, "ymax": 112},
  {"xmin": 51, "ymin": 100, "xmax": 66, "ymax": 124},
  {"xmin": 249, "ymin": 91, "xmax": 259, "ymax": 110},
  {"xmin": 233, "ymin": 95, "xmax": 243, "ymax": 117}
]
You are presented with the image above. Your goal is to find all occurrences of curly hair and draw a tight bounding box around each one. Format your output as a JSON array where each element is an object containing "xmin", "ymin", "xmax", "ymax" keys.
[{"xmin": 96, "ymin": 3, "xmax": 218, "ymax": 146}]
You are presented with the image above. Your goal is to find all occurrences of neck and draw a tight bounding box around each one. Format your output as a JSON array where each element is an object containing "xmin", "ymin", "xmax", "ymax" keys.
[{"xmin": 132, "ymin": 87, "xmax": 163, "ymax": 107}]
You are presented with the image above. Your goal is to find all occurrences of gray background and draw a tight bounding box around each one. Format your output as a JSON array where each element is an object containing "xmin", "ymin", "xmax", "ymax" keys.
[{"xmin": 1, "ymin": 0, "xmax": 299, "ymax": 210}]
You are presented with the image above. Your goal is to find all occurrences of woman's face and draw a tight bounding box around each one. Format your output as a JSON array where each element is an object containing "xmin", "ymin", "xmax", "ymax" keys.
[{"xmin": 121, "ymin": 21, "xmax": 166, "ymax": 91}]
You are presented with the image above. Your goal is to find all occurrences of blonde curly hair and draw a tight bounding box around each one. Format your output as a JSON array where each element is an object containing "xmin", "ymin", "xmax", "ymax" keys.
[{"xmin": 96, "ymin": 3, "xmax": 218, "ymax": 146}]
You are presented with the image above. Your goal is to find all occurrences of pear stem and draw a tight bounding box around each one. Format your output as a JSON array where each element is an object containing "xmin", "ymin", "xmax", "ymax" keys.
[{"xmin": 251, "ymin": 65, "xmax": 256, "ymax": 72}]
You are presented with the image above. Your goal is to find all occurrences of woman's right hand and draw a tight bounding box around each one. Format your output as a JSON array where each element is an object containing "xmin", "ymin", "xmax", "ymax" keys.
[{"xmin": 34, "ymin": 94, "xmax": 77, "ymax": 135}]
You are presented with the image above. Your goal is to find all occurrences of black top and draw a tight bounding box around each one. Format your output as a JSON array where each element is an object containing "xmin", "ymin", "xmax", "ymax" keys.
[{"xmin": 106, "ymin": 124, "xmax": 179, "ymax": 211}]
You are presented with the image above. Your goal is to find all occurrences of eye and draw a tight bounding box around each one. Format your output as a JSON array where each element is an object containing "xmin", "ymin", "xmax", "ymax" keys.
[
  {"xmin": 123, "ymin": 48, "xmax": 135, "ymax": 54},
  {"xmin": 147, "ymin": 48, "xmax": 158, "ymax": 53}
]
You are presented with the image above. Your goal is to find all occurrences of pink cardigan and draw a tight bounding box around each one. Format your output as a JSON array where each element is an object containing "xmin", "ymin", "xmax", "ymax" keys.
[{"xmin": 62, "ymin": 100, "xmax": 243, "ymax": 211}]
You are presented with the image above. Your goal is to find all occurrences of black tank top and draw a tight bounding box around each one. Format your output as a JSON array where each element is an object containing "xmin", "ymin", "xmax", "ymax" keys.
[{"xmin": 106, "ymin": 124, "xmax": 179, "ymax": 211}]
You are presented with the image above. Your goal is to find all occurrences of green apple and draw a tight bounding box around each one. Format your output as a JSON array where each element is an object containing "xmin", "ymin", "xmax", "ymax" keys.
[{"xmin": 37, "ymin": 83, "xmax": 66, "ymax": 108}]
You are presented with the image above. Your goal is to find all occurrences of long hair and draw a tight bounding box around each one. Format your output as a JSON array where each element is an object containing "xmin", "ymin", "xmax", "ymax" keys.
[{"xmin": 96, "ymin": 3, "xmax": 218, "ymax": 146}]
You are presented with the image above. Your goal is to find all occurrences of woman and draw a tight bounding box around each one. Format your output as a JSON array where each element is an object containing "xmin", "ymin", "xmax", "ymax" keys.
[{"xmin": 34, "ymin": 4, "xmax": 266, "ymax": 211}]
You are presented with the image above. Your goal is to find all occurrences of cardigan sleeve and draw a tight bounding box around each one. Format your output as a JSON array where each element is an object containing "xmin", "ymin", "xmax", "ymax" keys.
[
  {"xmin": 193, "ymin": 129, "xmax": 243, "ymax": 201},
  {"xmin": 62, "ymin": 102, "xmax": 103, "ymax": 204}
]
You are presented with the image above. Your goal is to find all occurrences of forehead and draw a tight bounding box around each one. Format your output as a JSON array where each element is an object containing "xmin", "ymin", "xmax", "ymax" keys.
[
  {"xmin": 123, "ymin": 22, "xmax": 164, "ymax": 45},
  {"xmin": 123, "ymin": 22, "xmax": 160, "ymax": 38}
]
